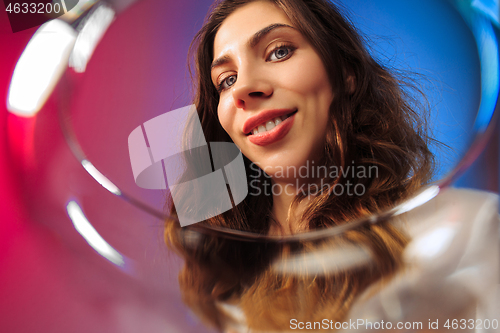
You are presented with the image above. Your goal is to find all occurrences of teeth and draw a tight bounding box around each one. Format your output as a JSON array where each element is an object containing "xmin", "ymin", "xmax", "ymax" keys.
[
  {"xmin": 252, "ymin": 116, "xmax": 285, "ymax": 135},
  {"xmin": 265, "ymin": 121, "xmax": 275, "ymax": 131}
]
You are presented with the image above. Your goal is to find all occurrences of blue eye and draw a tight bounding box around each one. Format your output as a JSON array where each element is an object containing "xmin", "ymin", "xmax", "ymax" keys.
[
  {"xmin": 217, "ymin": 74, "xmax": 237, "ymax": 92},
  {"xmin": 268, "ymin": 45, "xmax": 295, "ymax": 61}
]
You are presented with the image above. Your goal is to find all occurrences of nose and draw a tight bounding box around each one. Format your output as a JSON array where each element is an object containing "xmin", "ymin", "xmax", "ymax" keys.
[{"xmin": 231, "ymin": 67, "xmax": 273, "ymax": 109}]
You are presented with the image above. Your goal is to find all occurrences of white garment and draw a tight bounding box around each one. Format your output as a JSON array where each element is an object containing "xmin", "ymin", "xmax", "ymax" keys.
[
  {"xmin": 343, "ymin": 188, "xmax": 499, "ymax": 332},
  {"xmin": 219, "ymin": 188, "xmax": 500, "ymax": 333}
]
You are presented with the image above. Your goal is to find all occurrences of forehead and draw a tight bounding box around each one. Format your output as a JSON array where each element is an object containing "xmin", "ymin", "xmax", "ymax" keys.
[{"xmin": 213, "ymin": 1, "xmax": 293, "ymax": 57}]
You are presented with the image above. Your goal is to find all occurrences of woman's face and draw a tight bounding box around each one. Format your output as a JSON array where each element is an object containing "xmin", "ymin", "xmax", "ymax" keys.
[{"xmin": 211, "ymin": 0, "xmax": 334, "ymax": 182}]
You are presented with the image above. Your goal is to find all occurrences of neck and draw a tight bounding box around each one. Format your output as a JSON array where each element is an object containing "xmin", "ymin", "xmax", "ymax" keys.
[{"xmin": 268, "ymin": 177, "xmax": 319, "ymax": 236}]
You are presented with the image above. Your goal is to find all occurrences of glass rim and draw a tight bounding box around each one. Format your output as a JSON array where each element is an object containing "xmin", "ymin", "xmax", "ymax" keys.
[{"xmin": 56, "ymin": 0, "xmax": 499, "ymax": 243}]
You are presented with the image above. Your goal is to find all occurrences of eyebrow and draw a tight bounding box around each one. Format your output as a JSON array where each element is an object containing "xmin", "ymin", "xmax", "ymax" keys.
[{"xmin": 211, "ymin": 23, "xmax": 295, "ymax": 71}]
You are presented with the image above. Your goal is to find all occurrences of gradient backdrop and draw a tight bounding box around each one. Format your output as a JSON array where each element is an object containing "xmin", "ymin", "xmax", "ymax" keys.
[{"xmin": 0, "ymin": 0, "xmax": 497, "ymax": 332}]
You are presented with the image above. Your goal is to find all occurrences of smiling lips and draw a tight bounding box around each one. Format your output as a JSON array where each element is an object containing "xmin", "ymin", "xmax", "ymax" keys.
[{"xmin": 243, "ymin": 109, "xmax": 297, "ymax": 146}]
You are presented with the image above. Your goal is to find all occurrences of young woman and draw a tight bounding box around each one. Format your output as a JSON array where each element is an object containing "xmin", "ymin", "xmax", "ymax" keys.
[{"xmin": 165, "ymin": 0, "xmax": 434, "ymax": 331}]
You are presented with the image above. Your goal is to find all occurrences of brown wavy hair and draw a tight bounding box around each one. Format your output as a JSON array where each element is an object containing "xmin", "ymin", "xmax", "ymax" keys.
[{"xmin": 165, "ymin": 0, "xmax": 434, "ymax": 331}]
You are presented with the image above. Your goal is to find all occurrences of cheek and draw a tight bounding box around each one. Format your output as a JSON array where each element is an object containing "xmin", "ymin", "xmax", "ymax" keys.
[
  {"xmin": 282, "ymin": 58, "xmax": 331, "ymax": 100},
  {"xmin": 302, "ymin": 61, "xmax": 330, "ymax": 94},
  {"xmin": 217, "ymin": 98, "xmax": 237, "ymax": 138},
  {"xmin": 299, "ymin": 59, "xmax": 334, "ymax": 114}
]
